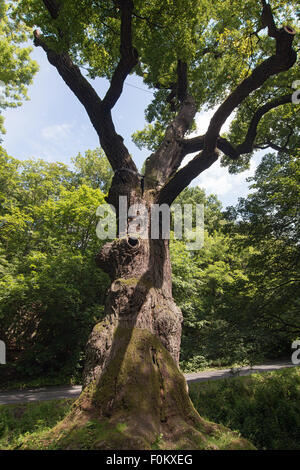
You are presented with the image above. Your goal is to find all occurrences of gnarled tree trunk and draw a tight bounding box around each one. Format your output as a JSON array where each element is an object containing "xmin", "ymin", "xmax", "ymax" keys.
[
  {"xmin": 76, "ymin": 188, "xmax": 202, "ymax": 449},
  {"xmin": 47, "ymin": 188, "xmax": 252, "ymax": 450},
  {"xmin": 83, "ymin": 236, "xmax": 182, "ymax": 388}
]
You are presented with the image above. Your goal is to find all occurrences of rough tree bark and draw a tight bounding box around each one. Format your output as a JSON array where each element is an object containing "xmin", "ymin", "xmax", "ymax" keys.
[
  {"xmin": 84, "ymin": 238, "xmax": 182, "ymax": 387},
  {"xmin": 30, "ymin": 0, "xmax": 296, "ymax": 449}
]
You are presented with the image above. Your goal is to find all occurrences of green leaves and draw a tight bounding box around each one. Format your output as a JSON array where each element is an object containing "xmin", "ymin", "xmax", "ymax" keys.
[
  {"xmin": 0, "ymin": 146, "xmax": 110, "ymax": 380},
  {"xmin": 71, "ymin": 148, "xmax": 113, "ymax": 193},
  {"xmin": 0, "ymin": 1, "xmax": 38, "ymax": 135},
  {"xmin": 172, "ymin": 164, "xmax": 300, "ymax": 371},
  {"xmin": 10, "ymin": 0, "xmax": 299, "ymax": 175},
  {"xmin": 14, "ymin": 1, "xmax": 298, "ymax": 104},
  {"xmin": 224, "ymin": 152, "xmax": 300, "ymax": 358}
]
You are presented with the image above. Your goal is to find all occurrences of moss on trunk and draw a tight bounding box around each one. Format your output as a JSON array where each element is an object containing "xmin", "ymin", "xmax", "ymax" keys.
[
  {"xmin": 17, "ymin": 237, "xmax": 255, "ymax": 450},
  {"xmin": 19, "ymin": 328, "xmax": 255, "ymax": 450}
]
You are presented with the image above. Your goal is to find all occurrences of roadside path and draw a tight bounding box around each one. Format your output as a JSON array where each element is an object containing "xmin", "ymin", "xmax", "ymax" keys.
[{"xmin": 0, "ymin": 361, "xmax": 297, "ymax": 405}]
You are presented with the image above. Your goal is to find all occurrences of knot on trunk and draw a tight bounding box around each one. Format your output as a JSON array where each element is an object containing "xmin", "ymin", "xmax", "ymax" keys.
[{"xmin": 95, "ymin": 238, "xmax": 144, "ymax": 279}]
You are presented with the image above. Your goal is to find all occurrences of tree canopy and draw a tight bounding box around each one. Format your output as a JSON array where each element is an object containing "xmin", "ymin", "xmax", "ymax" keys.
[
  {"xmin": 1, "ymin": 146, "xmax": 299, "ymax": 380},
  {"xmin": 10, "ymin": 0, "xmax": 299, "ymax": 203}
]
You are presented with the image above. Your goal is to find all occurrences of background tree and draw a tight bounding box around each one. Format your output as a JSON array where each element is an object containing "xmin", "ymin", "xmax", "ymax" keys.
[
  {"xmin": 0, "ymin": 147, "xmax": 110, "ymax": 382},
  {"xmin": 0, "ymin": 1, "xmax": 38, "ymax": 137},
  {"xmin": 225, "ymin": 151, "xmax": 300, "ymax": 357},
  {"xmin": 72, "ymin": 148, "xmax": 113, "ymax": 193},
  {"xmin": 1, "ymin": 150, "xmax": 298, "ymax": 387},
  {"xmin": 10, "ymin": 0, "xmax": 299, "ymax": 449}
]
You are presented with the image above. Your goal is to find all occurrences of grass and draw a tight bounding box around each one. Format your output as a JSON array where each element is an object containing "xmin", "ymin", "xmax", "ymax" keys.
[
  {"xmin": 0, "ymin": 395, "xmax": 253, "ymax": 450},
  {"xmin": 0, "ymin": 399, "xmax": 73, "ymax": 449},
  {"xmin": 0, "ymin": 400, "xmax": 254, "ymax": 450},
  {"xmin": 0, "ymin": 368, "xmax": 299, "ymax": 450},
  {"xmin": 189, "ymin": 367, "xmax": 300, "ymax": 450}
]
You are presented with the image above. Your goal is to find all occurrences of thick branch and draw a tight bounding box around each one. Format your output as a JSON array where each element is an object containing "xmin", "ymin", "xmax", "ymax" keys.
[
  {"xmin": 164, "ymin": 60, "xmax": 188, "ymax": 111},
  {"xmin": 33, "ymin": 33, "xmax": 101, "ymax": 131},
  {"xmin": 102, "ymin": 0, "xmax": 139, "ymax": 110},
  {"xmin": 42, "ymin": 0, "xmax": 60, "ymax": 19},
  {"xmin": 181, "ymin": 94, "xmax": 293, "ymax": 160},
  {"xmin": 144, "ymin": 60, "xmax": 196, "ymax": 188},
  {"xmin": 180, "ymin": 135, "xmax": 240, "ymax": 160},
  {"xmin": 144, "ymin": 95, "xmax": 197, "ymax": 189},
  {"xmin": 34, "ymin": 32, "xmax": 136, "ymax": 172},
  {"xmin": 34, "ymin": 0, "xmax": 138, "ymax": 174},
  {"xmin": 260, "ymin": 0, "xmax": 278, "ymax": 38},
  {"xmin": 176, "ymin": 60, "xmax": 188, "ymax": 103},
  {"xmin": 158, "ymin": 90, "xmax": 293, "ymax": 205},
  {"xmin": 154, "ymin": 2, "xmax": 296, "ymax": 202},
  {"xmin": 157, "ymin": 150, "xmax": 219, "ymax": 205},
  {"xmin": 236, "ymin": 94, "xmax": 292, "ymax": 154},
  {"xmin": 204, "ymin": 3, "xmax": 296, "ymax": 154}
]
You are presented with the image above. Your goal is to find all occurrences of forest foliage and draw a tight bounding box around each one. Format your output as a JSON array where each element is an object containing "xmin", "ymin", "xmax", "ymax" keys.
[
  {"xmin": 0, "ymin": 0, "xmax": 299, "ymax": 385},
  {"xmin": 190, "ymin": 367, "xmax": 300, "ymax": 450},
  {"xmin": 0, "ymin": 145, "xmax": 298, "ymax": 383}
]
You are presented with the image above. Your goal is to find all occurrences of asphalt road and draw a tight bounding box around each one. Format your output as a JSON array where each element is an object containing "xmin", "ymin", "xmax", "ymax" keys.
[{"xmin": 0, "ymin": 361, "xmax": 297, "ymax": 406}]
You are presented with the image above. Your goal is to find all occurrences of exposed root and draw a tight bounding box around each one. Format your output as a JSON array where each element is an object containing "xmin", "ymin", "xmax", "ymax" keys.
[{"xmin": 20, "ymin": 328, "xmax": 255, "ymax": 450}]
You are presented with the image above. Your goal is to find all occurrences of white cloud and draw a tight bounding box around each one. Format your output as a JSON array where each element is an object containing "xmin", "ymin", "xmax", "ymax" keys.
[
  {"xmin": 41, "ymin": 123, "xmax": 73, "ymax": 143},
  {"xmin": 26, "ymin": 122, "xmax": 99, "ymax": 163},
  {"xmin": 197, "ymin": 162, "xmax": 233, "ymax": 196},
  {"xmin": 192, "ymin": 106, "xmax": 235, "ymax": 137},
  {"xmin": 195, "ymin": 158, "xmax": 259, "ymax": 207}
]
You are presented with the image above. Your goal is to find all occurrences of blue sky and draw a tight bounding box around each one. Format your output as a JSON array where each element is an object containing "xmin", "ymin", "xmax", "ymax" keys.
[{"xmin": 2, "ymin": 46, "xmax": 262, "ymax": 209}]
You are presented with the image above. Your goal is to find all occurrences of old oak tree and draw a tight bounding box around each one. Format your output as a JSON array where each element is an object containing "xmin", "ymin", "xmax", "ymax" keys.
[{"xmin": 12, "ymin": 0, "xmax": 298, "ymax": 449}]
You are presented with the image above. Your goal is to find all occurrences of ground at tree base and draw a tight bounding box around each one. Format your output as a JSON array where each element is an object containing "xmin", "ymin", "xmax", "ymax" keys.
[{"xmin": 17, "ymin": 328, "xmax": 255, "ymax": 450}]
